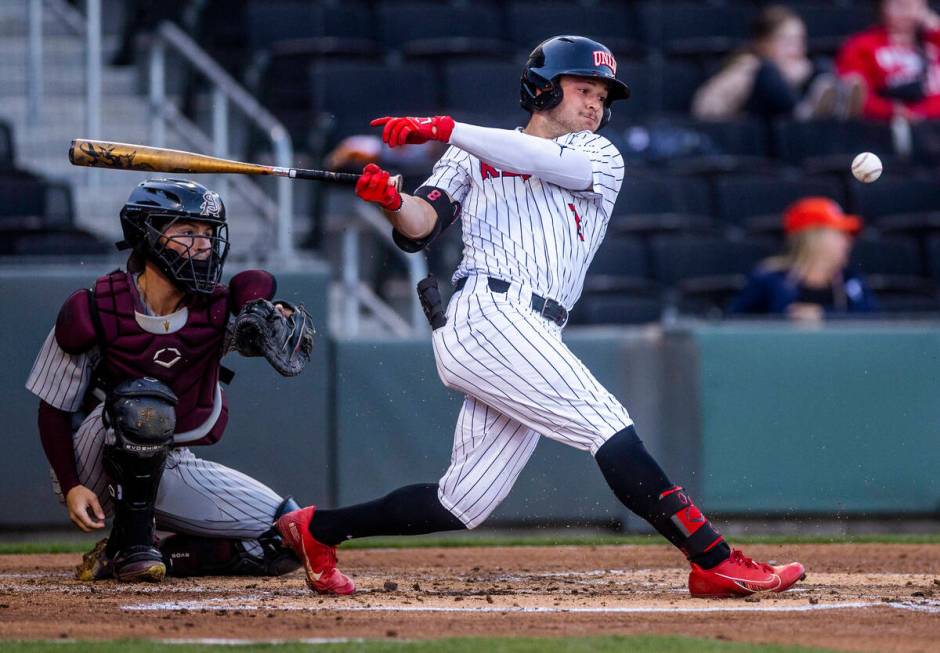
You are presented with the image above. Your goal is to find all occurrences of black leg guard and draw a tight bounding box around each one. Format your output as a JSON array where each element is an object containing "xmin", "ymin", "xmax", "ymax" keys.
[
  {"xmin": 595, "ymin": 426, "xmax": 731, "ymax": 569},
  {"xmin": 161, "ymin": 497, "xmax": 302, "ymax": 577},
  {"xmin": 310, "ymin": 483, "xmax": 466, "ymax": 546},
  {"xmin": 102, "ymin": 379, "xmax": 177, "ymax": 582}
]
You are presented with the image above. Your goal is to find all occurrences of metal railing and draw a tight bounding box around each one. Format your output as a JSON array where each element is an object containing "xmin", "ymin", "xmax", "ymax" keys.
[
  {"xmin": 26, "ymin": 0, "xmax": 42, "ymax": 127},
  {"xmin": 148, "ymin": 21, "xmax": 295, "ymax": 260},
  {"xmin": 23, "ymin": 3, "xmax": 427, "ymax": 336},
  {"xmin": 343, "ymin": 202, "xmax": 429, "ymax": 336}
]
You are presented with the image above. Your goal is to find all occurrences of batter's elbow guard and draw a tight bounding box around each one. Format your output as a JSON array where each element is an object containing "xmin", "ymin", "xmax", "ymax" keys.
[{"xmin": 391, "ymin": 185, "xmax": 460, "ymax": 253}]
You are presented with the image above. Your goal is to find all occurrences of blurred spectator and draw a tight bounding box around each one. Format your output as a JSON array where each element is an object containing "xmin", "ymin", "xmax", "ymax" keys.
[
  {"xmin": 836, "ymin": 0, "xmax": 940, "ymax": 121},
  {"xmin": 729, "ymin": 198, "xmax": 877, "ymax": 320},
  {"xmin": 693, "ymin": 5, "xmax": 862, "ymax": 121}
]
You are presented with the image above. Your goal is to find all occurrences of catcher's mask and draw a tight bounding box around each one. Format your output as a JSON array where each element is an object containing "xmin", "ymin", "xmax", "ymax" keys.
[
  {"xmin": 520, "ymin": 35, "xmax": 631, "ymax": 130},
  {"xmin": 118, "ymin": 178, "xmax": 230, "ymax": 296}
]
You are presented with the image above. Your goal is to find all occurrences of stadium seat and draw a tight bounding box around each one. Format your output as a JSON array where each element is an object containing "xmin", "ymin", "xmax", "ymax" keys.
[
  {"xmin": 568, "ymin": 293, "xmax": 664, "ymax": 325},
  {"xmin": 863, "ymin": 275, "xmax": 940, "ymax": 314},
  {"xmin": 583, "ymin": 235, "xmax": 654, "ymax": 293},
  {"xmin": 197, "ymin": 0, "xmax": 257, "ymax": 75},
  {"xmin": 849, "ymin": 235, "xmax": 923, "ymax": 277},
  {"xmin": 772, "ymin": 120, "xmax": 897, "ymax": 173},
  {"xmin": 794, "ymin": 3, "xmax": 878, "ymax": 55},
  {"xmin": 311, "ymin": 61, "xmax": 437, "ymax": 142},
  {"xmin": 911, "ymin": 120, "xmax": 940, "ymax": 167},
  {"xmin": 442, "ymin": 60, "xmax": 531, "ymax": 126},
  {"xmin": 648, "ymin": 234, "xmax": 777, "ymax": 285},
  {"xmin": 925, "ymin": 235, "xmax": 940, "ymax": 283},
  {"xmin": 849, "ymin": 177, "xmax": 940, "ymax": 229},
  {"xmin": 0, "ymin": 120, "xmax": 13, "ymax": 169},
  {"xmin": 0, "ymin": 177, "xmax": 73, "ymax": 230},
  {"xmin": 659, "ymin": 59, "xmax": 709, "ymax": 116},
  {"xmin": 609, "ymin": 176, "xmax": 713, "ymax": 235},
  {"xmin": 506, "ymin": 2, "xmax": 643, "ymax": 56},
  {"xmin": 616, "ymin": 117, "xmax": 773, "ymax": 173},
  {"xmin": 245, "ymin": 1, "xmax": 374, "ymax": 53},
  {"xmin": 612, "ymin": 62, "xmax": 656, "ymax": 121},
  {"xmin": 378, "ymin": 3, "xmax": 512, "ymax": 58},
  {"xmin": 638, "ymin": 1, "xmax": 754, "ymax": 55},
  {"xmin": 10, "ymin": 229, "xmax": 111, "ymax": 257},
  {"xmin": 713, "ymin": 174, "xmax": 844, "ymax": 230}
]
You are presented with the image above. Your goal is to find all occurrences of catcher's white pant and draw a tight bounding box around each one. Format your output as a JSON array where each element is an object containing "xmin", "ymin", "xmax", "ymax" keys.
[
  {"xmin": 61, "ymin": 404, "xmax": 284, "ymax": 539},
  {"xmin": 432, "ymin": 275, "xmax": 633, "ymax": 528}
]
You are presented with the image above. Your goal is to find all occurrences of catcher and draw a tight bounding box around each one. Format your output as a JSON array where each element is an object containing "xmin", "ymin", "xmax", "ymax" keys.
[{"xmin": 25, "ymin": 178, "xmax": 314, "ymax": 582}]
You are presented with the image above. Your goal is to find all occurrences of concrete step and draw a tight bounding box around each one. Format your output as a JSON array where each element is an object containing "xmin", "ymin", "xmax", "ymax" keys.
[
  {"xmin": 0, "ymin": 13, "xmax": 76, "ymax": 38},
  {"xmin": 0, "ymin": 94, "xmax": 178, "ymax": 125},
  {"xmin": 0, "ymin": 35, "xmax": 119, "ymax": 63},
  {"xmin": 13, "ymin": 123, "xmax": 154, "ymax": 159},
  {"xmin": 0, "ymin": 66, "xmax": 138, "ymax": 96}
]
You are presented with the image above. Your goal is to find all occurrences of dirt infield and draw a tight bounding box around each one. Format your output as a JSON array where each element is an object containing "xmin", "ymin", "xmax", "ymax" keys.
[{"xmin": 1, "ymin": 544, "xmax": 938, "ymax": 651}]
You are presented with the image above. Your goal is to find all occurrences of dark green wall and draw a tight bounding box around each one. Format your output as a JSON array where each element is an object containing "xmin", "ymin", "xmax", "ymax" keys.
[
  {"xmin": 4, "ymin": 260, "xmax": 939, "ymax": 529},
  {"xmin": 692, "ymin": 325, "xmax": 940, "ymax": 514}
]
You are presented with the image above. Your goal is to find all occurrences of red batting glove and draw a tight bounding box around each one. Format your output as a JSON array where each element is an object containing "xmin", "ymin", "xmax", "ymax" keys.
[
  {"xmin": 370, "ymin": 115, "xmax": 455, "ymax": 148},
  {"xmin": 355, "ymin": 163, "xmax": 402, "ymax": 211}
]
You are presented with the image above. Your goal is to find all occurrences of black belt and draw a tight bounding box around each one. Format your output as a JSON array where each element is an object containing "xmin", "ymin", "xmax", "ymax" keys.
[{"xmin": 454, "ymin": 276, "xmax": 569, "ymax": 327}]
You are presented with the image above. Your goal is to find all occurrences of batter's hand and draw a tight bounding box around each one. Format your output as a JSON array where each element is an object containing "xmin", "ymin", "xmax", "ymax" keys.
[
  {"xmin": 355, "ymin": 163, "xmax": 403, "ymax": 211},
  {"xmin": 370, "ymin": 115, "xmax": 455, "ymax": 147},
  {"xmin": 66, "ymin": 485, "xmax": 105, "ymax": 532}
]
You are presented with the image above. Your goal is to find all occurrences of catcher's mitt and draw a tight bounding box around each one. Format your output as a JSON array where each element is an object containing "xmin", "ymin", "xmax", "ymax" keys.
[{"xmin": 232, "ymin": 298, "xmax": 314, "ymax": 377}]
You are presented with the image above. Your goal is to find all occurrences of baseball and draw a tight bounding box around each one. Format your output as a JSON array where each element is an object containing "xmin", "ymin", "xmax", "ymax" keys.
[{"xmin": 852, "ymin": 152, "xmax": 883, "ymax": 183}]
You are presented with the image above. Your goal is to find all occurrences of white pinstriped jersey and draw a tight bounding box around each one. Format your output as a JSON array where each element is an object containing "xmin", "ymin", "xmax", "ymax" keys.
[
  {"xmin": 417, "ymin": 128, "xmax": 634, "ymax": 527},
  {"xmin": 26, "ymin": 329, "xmax": 99, "ymax": 413},
  {"xmin": 422, "ymin": 130, "xmax": 624, "ymax": 311}
]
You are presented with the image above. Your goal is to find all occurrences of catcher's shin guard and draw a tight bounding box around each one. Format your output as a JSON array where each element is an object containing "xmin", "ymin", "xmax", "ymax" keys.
[{"xmin": 102, "ymin": 378, "xmax": 177, "ymax": 582}]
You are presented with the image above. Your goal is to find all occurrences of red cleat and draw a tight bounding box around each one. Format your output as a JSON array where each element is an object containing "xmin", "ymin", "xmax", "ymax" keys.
[
  {"xmin": 688, "ymin": 548, "xmax": 806, "ymax": 598},
  {"xmin": 276, "ymin": 506, "xmax": 356, "ymax": 595}
]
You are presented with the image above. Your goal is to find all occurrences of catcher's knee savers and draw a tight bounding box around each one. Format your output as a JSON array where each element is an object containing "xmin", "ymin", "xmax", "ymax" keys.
[
  {"xmin": 161, "ymin": 496, "xmax": 302, "ymax": 577},
  {"xmin": 102, "ymin": 378, "xmax": 176, "ymax": 577}
]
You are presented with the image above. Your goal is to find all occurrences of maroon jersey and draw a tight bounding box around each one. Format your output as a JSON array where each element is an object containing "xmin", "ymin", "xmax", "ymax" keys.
[{"xmin": 54, "ymin": 269, "xmax": 275, "ymax": 446}]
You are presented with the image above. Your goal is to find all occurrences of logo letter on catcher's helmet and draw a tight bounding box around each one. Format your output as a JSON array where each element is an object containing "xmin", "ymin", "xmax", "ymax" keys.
[{"xmin": 520, "ymin": 35, "xmax": 631, "ymax": 130}]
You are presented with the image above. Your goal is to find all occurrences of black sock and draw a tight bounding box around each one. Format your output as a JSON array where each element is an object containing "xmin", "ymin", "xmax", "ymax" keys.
[
  {"xmin": 595, "ymin": 426, "xmax": 731, "ymax": 569},
  {"xmin": 309, "ymin": 483, "xmax": 467, "ymax": 546}
]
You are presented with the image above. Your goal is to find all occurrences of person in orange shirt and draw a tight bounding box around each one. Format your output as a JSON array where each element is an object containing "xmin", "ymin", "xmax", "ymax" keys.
[
  {"xmin": 837, "ymin": 0, "xmax": 940, "ymax": 120},
  {"xmin": 730, "ymin": 198, "xmax": 877, "ymax": 320}
]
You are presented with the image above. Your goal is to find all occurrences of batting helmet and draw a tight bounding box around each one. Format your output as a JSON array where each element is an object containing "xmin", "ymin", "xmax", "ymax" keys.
[
  {"xmin": 520, "ymin": 35, "xmax": 630, "ymax": 130},
  {"xmin": 118, "ymin": 178, "xmax": 230, "ymax": 296}
]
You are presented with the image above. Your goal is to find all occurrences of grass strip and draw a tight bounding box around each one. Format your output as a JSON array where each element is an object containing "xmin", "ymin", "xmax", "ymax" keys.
[
  {"xmin": 2, "ymin": 532, "xmax": 939, "ymax": 556},
  {"xmin": 0, "ymin": 635, "xmax": 843, "ymax": 653}
]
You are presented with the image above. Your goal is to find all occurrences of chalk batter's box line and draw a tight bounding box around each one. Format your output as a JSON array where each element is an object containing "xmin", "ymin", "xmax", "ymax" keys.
[{"xmin": 122, "ymin": 599, "xmax": 940, "ymax": 615}]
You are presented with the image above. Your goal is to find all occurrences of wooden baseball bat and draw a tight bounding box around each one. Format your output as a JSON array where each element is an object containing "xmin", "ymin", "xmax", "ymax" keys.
[{"xmin": 68, "ymin": 139, "xmax": 400, "ymax": 187}]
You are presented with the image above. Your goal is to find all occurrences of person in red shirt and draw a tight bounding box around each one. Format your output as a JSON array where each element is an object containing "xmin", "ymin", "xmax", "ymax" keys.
[{"xmin": 837, "ymin": 0, "xmax": 940, "ymax": 120}]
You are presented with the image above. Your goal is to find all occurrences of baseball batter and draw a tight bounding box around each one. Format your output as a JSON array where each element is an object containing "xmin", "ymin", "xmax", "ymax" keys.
[
  {"xmin": 278, "ymin": 36, "xmax": 806, "ymax": 598},
  {"xmin": 27, "ymin": 179, "xmax": 313, "ymax": 582}
]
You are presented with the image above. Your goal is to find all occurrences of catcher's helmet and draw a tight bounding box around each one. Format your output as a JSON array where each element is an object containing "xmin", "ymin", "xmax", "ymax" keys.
[
  {"xmin": 118, "ymin": 178, "xmax": 230, "ymax": 296},
  {"xmin": 520, "ymin": 35, "xmax": 630, "ymax": 130}
]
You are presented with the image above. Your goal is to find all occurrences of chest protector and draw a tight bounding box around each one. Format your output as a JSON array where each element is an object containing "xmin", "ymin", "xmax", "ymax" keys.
[{"xmin": 92, "ymin": 271, "xmax": 229, "ymax": 445}]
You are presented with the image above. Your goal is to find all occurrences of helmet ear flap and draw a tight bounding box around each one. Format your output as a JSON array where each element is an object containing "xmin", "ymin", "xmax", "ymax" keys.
[{"xmin": 520, "ymin": 70, "xmax": 565, "ymax": 113}]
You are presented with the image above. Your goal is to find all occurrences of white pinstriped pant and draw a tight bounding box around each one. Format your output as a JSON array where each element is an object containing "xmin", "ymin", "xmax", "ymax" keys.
[
  {"xmin": 63, "ymin": 404, "xmax": 285, "ymax": 539},
  {"xmin": 432, "ymin": 275, "xmax": 633, "ymax": 528}
]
